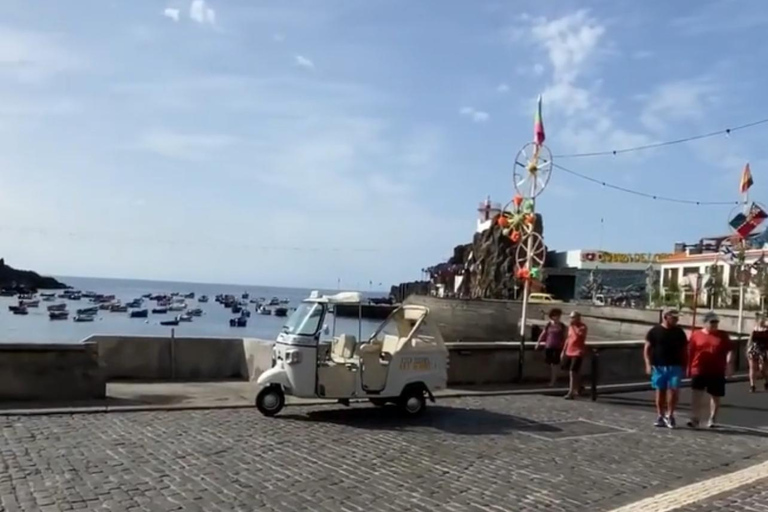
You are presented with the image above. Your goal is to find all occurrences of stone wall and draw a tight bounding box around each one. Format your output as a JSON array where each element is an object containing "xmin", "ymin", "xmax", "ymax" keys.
[{"xmin": 0, "ymin": 343, "xmax": 105, "ymax": 400}]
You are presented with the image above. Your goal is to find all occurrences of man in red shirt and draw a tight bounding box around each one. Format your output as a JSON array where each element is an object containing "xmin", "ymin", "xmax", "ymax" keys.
[
  {"xmin": 561, "ymin": 311, "xmax": 588, "ymax": 400},
  {"xmin": 687, "ymin": 312, "xmax": 734, "ymax": 429}
]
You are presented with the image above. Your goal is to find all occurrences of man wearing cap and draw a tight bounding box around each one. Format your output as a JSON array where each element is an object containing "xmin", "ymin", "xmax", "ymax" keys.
[
  {"xmin": 687, "ymin": 312, "xmax": 734, "ymax": 429},
  {"xmin": 644, "ymin": 308, "xmax": 688, "ymax": 428}
]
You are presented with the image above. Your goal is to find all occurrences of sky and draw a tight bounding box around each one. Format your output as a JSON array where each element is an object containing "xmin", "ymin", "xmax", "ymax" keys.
[{"xmin": 2, "ymin": 0, "xmax": 768, "ymax": 289}]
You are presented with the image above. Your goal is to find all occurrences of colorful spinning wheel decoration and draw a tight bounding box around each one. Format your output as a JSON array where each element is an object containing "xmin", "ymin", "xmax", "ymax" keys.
[
  {"xmin": 513, "ymin": 142, "xmax": 553, "ymax": 199},
  {"xmin": 515, "ymin": 232, "xmax": 546, "ymax": 282},
  {"xmin": 496, "ymin": 194, "xmax": 536, "ymax": 243}
]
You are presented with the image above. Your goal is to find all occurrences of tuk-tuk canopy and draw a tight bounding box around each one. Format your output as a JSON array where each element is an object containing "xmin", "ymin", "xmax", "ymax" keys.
[{"xmin": 305, "ymin": 291, "xmax": 362, "ymax": 304}]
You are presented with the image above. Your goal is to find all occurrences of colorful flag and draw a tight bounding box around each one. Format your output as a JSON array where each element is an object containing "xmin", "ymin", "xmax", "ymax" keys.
[
  {"xmin": 740, "ymin": 162, "xmax": 754, "ymax": 194},
  {"xmin": 533, "ymin": 94, "xmax": 545, "ymax": 145},
  {"xmin": 719, "ymin": 244, "xmax": 736, "ymax": 263},
  {"xmin": 733, "ymin": 202, "xmax": 768, "ymax": 238}
]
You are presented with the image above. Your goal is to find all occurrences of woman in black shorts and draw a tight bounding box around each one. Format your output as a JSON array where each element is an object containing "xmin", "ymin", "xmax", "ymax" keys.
[
  {"xmin": 536, "ymin": 308, "xmax": 566, "ymax": 386},
  {"xmin": 748, "ymin": 313, "xmax": 768, "ymax": 392}
]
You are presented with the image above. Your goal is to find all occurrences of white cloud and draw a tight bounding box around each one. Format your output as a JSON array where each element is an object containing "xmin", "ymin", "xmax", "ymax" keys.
[
  {"xmin": 294, "ymin": 54, "xmax": 315, "ymax": 70},
  {"xmin": 138, "ymin": 129, "xmax": 237, "ymax": 161},
  {"xmin": 190, "ymin": 0, "xmax": 216, "ymax": 25},
  {"xmin": 459, "ymin": 106, "xmax": 490, "ymax": 123},
  {"xmin": 163, "ymin": 8, "xmax": 180, "ymax": 22},
  {"xmin": 496, "ymin": 83, "xmax": 510, "ymax": 93},
  {"xmin": 639, "ymin": 79, "xmax": 718, "ymax": 132}
]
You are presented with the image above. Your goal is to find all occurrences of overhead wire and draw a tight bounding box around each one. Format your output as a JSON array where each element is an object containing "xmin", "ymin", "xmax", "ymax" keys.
[
  {"xmin": 552, "ymin": 162, "xmax": 739, "ymax": 206},
  {"xmin": 553, "ymin": 117, "xmax": 768, "ymax": 159}
]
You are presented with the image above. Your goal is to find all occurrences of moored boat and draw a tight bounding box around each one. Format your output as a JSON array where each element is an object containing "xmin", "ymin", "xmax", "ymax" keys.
[
  {"xmin": 274, "ymin": 307, "xmax": 288, "ymax": 317},
  {"xmin": 10, "ymin": 305, "xmax": 28, "ymax": 315},
  {"xmin": 178, "ymin": 313, "xmax": 193, "ymax": 322},
  {"xmin": 20, "ymin": 300, "xmax": 39, "ymax": 308},
  {"xmin": 130, "ymin": 309, "xmax": 149, "ymax": 318},
  {"xmin": 77, "ymin": 307, "xmax": 99, "ymax": 315},
  {"xmin": 187, "ymin": 308, "xmax": 203, "ymax": 317},
  {"xmin": 73, "ymin": 314, "xmax": 95, "ymax": 322},
  {"xmin": 110, "ymin": 304, "xmax": 128, "ymax": 313},
  {"xmin": 198, "ymin": 295, "xmax": 209, "ymax": 303},
  {"xmin": 160, "ymin": 318, "xmax": 180, "ymax": 326},
  {"xmin": 151, "ymin": 307, "xmax": 168, "ymax": 314},
  {"xmin": 229, "ymin": 316, "xmax": 247, "ymax": 327},
  {"xmin": 47, "ymin": 303, "xmax": 67, "ymax": 312},
  {"xmin": 49, "ymin": 310, "xmax": 69, "ymax": 320}
]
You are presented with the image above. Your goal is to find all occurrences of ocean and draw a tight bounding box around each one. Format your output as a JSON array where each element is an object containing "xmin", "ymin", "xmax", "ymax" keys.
[{"xmin": 1, "ymin": 276, "xmax": 386, "ymax": 344}]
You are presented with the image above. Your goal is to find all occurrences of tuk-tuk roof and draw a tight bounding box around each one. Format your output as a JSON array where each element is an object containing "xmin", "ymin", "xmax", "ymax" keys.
[{"xmin": 304, "ymin": 290, "xmax": 362, "ymax": 304}]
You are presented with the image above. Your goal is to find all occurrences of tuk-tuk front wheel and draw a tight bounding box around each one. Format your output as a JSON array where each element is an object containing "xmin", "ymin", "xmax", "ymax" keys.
[
  {"xmin": 398, "ymin": 385, "xmax": 427, "ymax": 416},
  {"xmin": 256, "ymin": 385, "xmax": 285, "ymax": 417}
]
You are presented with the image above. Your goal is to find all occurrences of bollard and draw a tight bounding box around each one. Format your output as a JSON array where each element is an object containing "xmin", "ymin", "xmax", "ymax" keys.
[
  {"xmin": 170, "ymin": 328, "xmax": 176, "ymax": 380},
  {"xmin": 590, "ymin": 348, "xmax": 599, "ymax": 401}
]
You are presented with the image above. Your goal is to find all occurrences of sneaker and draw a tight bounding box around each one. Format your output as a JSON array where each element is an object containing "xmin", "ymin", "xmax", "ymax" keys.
[
  {"xmin": 654, "ymin": 415, "xmax": 666, "ymax": 427},
  {"xmin": 664, "ymin": 415, "xmax": 677, "ymax": 429},
  {"xmin": 707, "ymin": 419, "xmax": 717, "ymax": 429},
  {"xmin": 686, "ymin": 419, "xmax": 699, "ymax": 429}
]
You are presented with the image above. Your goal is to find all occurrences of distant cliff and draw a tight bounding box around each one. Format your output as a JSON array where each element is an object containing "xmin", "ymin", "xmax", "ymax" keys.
[{"xmin": 0, "ymin": 259, "xmax": 68, "ymax": 291}]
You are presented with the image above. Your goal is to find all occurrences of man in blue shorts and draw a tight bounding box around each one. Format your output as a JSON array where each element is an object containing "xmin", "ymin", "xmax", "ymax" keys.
[{"xmin": 643, "ymin": 308, "xmax": 688, "ymax": 428}]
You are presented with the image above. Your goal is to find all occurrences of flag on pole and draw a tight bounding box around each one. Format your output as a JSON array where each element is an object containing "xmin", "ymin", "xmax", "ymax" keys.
[
  {"xmin": 719, "ymin": 244, "xmax": 737, "ymax": 263},
  {"xmin": 533, "ymin": 94, "xmax": 545, "ymax": 145},
  {"xmin": 740, "ymin": 162, "xmax": 754, "ymax": 194}
]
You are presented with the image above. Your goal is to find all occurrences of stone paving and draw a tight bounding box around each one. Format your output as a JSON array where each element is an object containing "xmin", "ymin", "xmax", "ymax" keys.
[
  {"xmin": 674, "ymin": 477, "xmax": 768, "ymax": 511},
  {"xmin": 1, "ymin": 395, "xmax": 767, "ymax": 511}
]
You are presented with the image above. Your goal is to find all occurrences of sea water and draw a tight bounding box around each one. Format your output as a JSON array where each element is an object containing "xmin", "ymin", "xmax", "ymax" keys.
[{"xmin": 0, "ymin": 276, "xmax": 386, "ymax": 344}]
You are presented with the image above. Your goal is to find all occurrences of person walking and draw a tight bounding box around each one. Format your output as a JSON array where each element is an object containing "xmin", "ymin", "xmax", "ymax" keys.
[
  {"xmin": 747, "ymin": 312, "xmax": 768, "ymax": 393},
  {"xmin": 561, "ymin": 311, "xmax": 587, "ymax": 400},
  {"xmin": 687, "ymin": 312, "xmax": 734, "ymax": 429},
  {"xmin": 643, "ymin": 308, "xmax": 687, "ymax": 428},
  {"xmin": 536, "ymin": 308, "xmax": 567, "ymax": 386}
]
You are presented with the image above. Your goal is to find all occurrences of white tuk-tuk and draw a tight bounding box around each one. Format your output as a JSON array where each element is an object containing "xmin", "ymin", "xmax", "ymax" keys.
[{"xmin": 255, "ymin": 291, "xmax": 448, "ymax": 417}]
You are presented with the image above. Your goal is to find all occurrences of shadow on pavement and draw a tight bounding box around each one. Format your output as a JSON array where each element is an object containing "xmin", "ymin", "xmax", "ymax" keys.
[{"xmin": 280, "ymin": 405, "xmax": 561, "ymax": 436}]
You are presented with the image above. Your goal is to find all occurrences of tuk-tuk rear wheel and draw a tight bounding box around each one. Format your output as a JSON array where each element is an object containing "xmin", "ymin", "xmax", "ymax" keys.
[{"xmin": 256, "ymin": 386, "xmax": 285, "ymax": 417}]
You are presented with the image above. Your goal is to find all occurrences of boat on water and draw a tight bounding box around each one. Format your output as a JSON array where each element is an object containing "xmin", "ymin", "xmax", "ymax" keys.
[
  {"xmin": 160, "ymin": 318, "xmax": 180, "ymax": 326},
  {"xmin": 47, "ymin": 303, "xmax": 67, "ymax": 312},
  {"xmin": 20, "ymin": 300, "xmax": 39, "ymax": 308},
  {"xmin": 10, "ymin": 305, "xmax": 28, "ymax": 315},
  {"xmin": 0, "ymin": 289, "xmax": 17, "ymax": 297},
  {"xmin": 77, "ymin": 307, "xmax": 99, "ymax": 315},
  {"xmin": 110, "ymin": 304, "xmax": 128, "ymax": 313},
  {"xmin": 240, "ymin": 309, "xmax": 251, "ymax": 318},
  {"xmin": 82, "ymin": 291, "xmax": 98, "ymax": 299},
  {"xmin": 280, "ymin": 298, "xmax": 290, "ymax": 304},
  {"xmin": 187, "ymin": 308, "xmax": 203, "ymax": 317},
  {"xmin": 169, "ymin": 303, "xmax": 186, "ymax": 312},
  {"xmin": 231, "ymin": 304, "xmax": 242, "ymax": 314},
  {"xmin": 42, "ymin": 295, "xmax": 55, "ymax": 302},
  {"xmin": 141, "ymin": 293, "xmax": 152, "ymax": 299},
  {"xmin": 130, "ymin": 309, "xmax": 149, "ymax": 318},
  {"xmin": 274, "ymin": 307, "xmax": 288, "ymax": 317},
  {"xmin": 98, "ymin": 303, "xmax": 113, "ymax": 310},
  {"xmin": 258, "ymin": 306, "xmax": 271, "ymax": 315},
  {"xmin": 152, "ymin": 307, "xmax": 168, "ymax": 314},
  {"xmin": 126, "ymin": 299, "xmax": 143, "ymax": 308},
  {"xmin": 229, "ymin": 316, "xmax": 247, "ymax": 327},
  {"xmin": 49, "ymin": 310, "xmax": 69, "ymax": 320},
  {"xmin": 183, "ymin": 292, "xmax": 195, "ymax": 299},
  {"xmin": 40, "ymin": 292, "xmax": 55, "ymax": 298},
  {"xmin": 178, "ymin": 313, "xmax": 193, "ymax": 322},
  {"xmin": 198, "ymin": 295, "xmax": 209, "ymax": 303},
  {"xmin": 269, "ymin": 297, "xmax": 280, "ymax": 306},
  {"xmin": 73, "ymin": 314, "xmax": 95, "ymax": 322},
  {"xmin": 242, "ymin": 292, "xmax": 250, "ymax": 300}
]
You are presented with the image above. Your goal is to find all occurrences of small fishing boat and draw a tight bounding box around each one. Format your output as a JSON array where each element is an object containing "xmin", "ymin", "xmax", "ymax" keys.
[
  {"xmin": 141, "ymin": 293, "xmax": 152, "ymax": 299},
  {"xmin": 178, "ymin": 313, "xmax": 193, "ymax": 322},
  {"xmin": 274, "ymin": 307, "xmax": 288, "ymax": 317},
  {"xmin": 187, "ymin": 308, "xmax": 203, "ymax": 317},
  {"xmin": 42, "ymin": 295, "xmax": 55, "ymax": 302},
  {"xmin": 49, "ymin": 310, "xmax": 69, "ymax": 320},
  {"xmin": 160, "ymin": 318, "xmax": 180, "ymax": 326},
  {"xmin": 20, "ymin": 300, "xmax": 39, "ymax": 308},
  {"xmin": 269, "ymin": 297, "xmax": 280, "ymax": 306},
  {"xmin": 130, "ymin": 309, "xmax": 149, "ymax": 318},
  {"xmin": 10, "ymin": 305, "xmax": 28, "ymax": 315},
  {"xmin": 242, "ymin": 292, "xmax": 250, "ymax": 300},
  {"xmin": 110, "ymin": 304, "xmax": 128, "ymax": 313},
  {"xmin": 47, "ymin": 303, "xmax": 67, "ymax": 312},
  {"xmin": 241, "ymin": 309, "xmax": 251, "ymax": 318},
  {"xmin": 258, "ymin": 306, "xmax": 271, "ymax": 315},
  {"xmin": 0, "ymin": 289, "xmax": 17, "ymax": 297},
  {"xmin": 184, "ymin": 292, "xmax": 195, "ymax": 299},
  {"xmin": 82, "ymin": 291, "xmax": 98, "ymax": 299},
  {"xmin": 229, "ymin": 316, "xmax": 247, "ymax": 327},
  {"xmin": 73, "ymin": 314, "xmax": 95, "ymax": 322},
  {"xmin": 151, "ymin": 307, "xmax": 168, "ymax": 314},
  {"xmin": 40, "ymin": 292, "xmax": 55, "ymax": 298},
  {"xmin": 280, "ymin": 298, "xmax": 290, "ymax": 304},
  {"xmin": 99, "ymin": 303, "xmax": 113, "ymax": 310},
  {"xmin": 169, "ymin": 303, "xmax": 186, "ymax": 312},
  {"xmin": 126, "ymin": 299, "xmax": 143, "ymax": 309},
  {"xmin": 77, "ymin": 307, "xmax": 98, "ymax": 315},
  {"xmin": 198, "ymin": 295, "xmax": 209, "ymax": 303}
]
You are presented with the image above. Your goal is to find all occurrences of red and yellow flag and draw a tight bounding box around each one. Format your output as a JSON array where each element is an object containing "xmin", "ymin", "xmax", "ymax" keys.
[{"xmin": 740, "ymin": 162, "xmax": 754, "ymax": 194}]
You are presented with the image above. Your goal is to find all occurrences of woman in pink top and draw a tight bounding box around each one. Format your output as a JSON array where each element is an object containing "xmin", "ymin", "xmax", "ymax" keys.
[{"xmin": 561, "ymin": 311, "xmax": 588, "ymax": 400}]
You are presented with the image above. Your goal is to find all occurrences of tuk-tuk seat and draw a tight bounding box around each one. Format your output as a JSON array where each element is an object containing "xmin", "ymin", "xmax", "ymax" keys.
[{"xmin": 330, "ymin": 335, "xmax": 357, "ymax": 364}]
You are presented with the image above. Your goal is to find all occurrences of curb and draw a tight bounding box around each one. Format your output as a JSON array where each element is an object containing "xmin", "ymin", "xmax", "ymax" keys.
[{"xmin": 0, "ymin": 374, "xmax": 750, "ymax": 416}]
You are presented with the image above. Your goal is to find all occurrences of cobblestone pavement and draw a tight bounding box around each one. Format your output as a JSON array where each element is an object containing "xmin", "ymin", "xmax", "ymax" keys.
[
  {"xmin": 673, "ymin": 477, "xmax": 768, "ymax": 511},
  {"xmin": 1, "ymin": 395, "xmax": 768, "ymax": 512}
]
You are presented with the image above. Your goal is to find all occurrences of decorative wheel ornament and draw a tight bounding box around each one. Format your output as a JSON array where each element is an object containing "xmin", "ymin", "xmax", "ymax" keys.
[
  {"xmin": 513, "ymin": 143, "xmax": 553, "ymax": 199},
  {"xmin": 497, "ymin": 194, "xmax": 536, "ymax": 242},
  {"xmin": 515, "ymin": 232, "xmax": 546, "ymax": 281}
]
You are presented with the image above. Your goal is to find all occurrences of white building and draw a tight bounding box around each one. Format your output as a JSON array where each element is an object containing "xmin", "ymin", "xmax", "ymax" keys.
[{"xmin": 548, "ymin": 249, "xmax": 668, "ymax": 271}]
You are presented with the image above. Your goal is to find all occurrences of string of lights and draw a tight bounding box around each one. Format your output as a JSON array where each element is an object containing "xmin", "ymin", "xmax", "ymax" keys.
[
  {"xmin": 553, "ymin": 117, "xmax": 768, "ymax": 159},
  {"xmin": 553, "ymin": 163, "xmax": 740, "ymax": 206}
]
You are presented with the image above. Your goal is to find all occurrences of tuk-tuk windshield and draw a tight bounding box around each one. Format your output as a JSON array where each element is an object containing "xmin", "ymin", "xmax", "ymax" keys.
[{"xmin": 282, "ymin": 303, "xmax": 324, "ymax": 336}]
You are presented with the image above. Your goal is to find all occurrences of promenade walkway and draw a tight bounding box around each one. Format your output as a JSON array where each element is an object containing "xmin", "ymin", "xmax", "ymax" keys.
[{"xmin": 1, "ymin": 389, "xmax": 767, "ymax": 511}]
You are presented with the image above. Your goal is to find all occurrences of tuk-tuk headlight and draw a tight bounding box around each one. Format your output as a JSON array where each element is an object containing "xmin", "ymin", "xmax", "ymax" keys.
[{"xmin": 286, "ymin": 349, "xmax": 302, "ymax": 365}]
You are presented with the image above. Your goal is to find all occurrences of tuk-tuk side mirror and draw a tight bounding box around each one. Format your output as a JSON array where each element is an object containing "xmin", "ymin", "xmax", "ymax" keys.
[{"xmin": 322, "ymin": 324, "xmax": 330, "ymax": 335}]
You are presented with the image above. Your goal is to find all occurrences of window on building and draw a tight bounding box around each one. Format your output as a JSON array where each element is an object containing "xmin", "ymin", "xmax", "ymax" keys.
[{"xmin": 682, "ymin": 266, "xmax": 699, "ymax": 276}]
